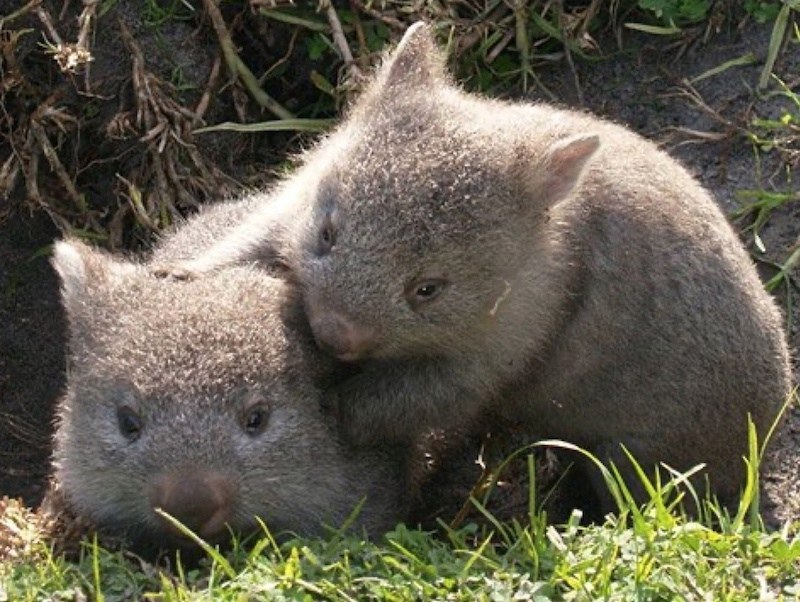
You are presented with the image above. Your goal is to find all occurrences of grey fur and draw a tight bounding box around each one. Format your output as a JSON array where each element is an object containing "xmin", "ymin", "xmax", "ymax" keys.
[
  {"xmin": 150, "ymin": 195, "xmax": 263, "ymax": 264},
  {"xmin": 157, "ymin": 23, "xmax": 791, "ymax": 509},
  {"xmin": 51, "ymin": 239, "xmax": 407, "ymax": 545}
]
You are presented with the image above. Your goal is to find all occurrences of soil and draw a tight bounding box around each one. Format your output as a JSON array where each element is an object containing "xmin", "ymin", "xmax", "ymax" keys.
[
  {"xmin": 1, "ymin": 11, "xmax": 798, "ymax": 531},
  {"xmin": 0, "ymin": 210, "xmax": 64, "ymax": 505}
]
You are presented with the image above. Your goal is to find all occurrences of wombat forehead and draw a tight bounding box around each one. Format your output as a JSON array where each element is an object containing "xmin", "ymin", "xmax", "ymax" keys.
[
  {"xmin": 82, "ymin": 273, "xmax": 303, "ymax": 393},
  {"xmin": 330, "ymin": 148, "xmax": 509, "ymax": 244},
  {"xmin": 86, "ymin": 333, "xmax": 302, "ymax": 400},
  {"xmin": 110, "ymin": 268, "xmax": 290, "ymax": 324}
]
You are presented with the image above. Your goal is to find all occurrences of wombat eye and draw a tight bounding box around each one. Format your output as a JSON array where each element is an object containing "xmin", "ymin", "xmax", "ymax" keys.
[
  {"xmin": 242, "ymin": 403, "xmax": 271, "ymax": 436},
  {"xmin": 117, "ymin": 406, "xmax": 143, "ymax": 442},
  {"xmin": 417, "ymin": 284, "xmax": 438, "ymax": 297},
  {"xmin": 316, "ymin": 215, "xmax": 336, "ymax": 256},
  {"xmin": 405, "ymin": 278, "xmax": 449, "ymax": 310}
]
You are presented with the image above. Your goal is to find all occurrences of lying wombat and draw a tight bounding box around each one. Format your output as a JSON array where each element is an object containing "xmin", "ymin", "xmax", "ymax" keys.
[
  {"xmin": 155, "ymin": 24, "xmax": 791, "ymax": 509},
  {"xmin": 51, "ymin": 239, "xmax": 407, "ymax": 546}
]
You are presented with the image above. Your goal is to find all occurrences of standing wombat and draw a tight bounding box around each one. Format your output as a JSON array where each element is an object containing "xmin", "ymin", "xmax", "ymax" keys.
[
  {"xmin": 51, "ymin": 239, "xmax": 407, "ymax": 546},
  {"xmin": 156, "ymin": 24, "xmax": 791, "ymax": 509}
]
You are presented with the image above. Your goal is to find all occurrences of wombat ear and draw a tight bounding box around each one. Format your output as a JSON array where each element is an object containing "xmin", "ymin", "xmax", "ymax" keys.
[
  {"xmin": 51, "ymin": 239, "xmax": 134, "ymax": 313},
  {"xmin": 374, "ymin": 22, "xmax": 446, "ymax": 91},
  {"xmin": 525, "ymin": 133, "xmax": 600, "ymax": 208}
]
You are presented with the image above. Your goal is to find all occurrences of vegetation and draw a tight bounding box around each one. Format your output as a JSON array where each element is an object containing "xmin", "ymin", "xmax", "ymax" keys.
[{"xmin": 0, "ymin": 0, "xmax": 796, "ymax": 244}]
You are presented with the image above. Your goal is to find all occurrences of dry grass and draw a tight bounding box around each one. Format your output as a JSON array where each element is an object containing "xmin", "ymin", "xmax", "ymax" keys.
[{"xmin": 2, "ymin": 1, "xmax": 779, "ymax": 248}]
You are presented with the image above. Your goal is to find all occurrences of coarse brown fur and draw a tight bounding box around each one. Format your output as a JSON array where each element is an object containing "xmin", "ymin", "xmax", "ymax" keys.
[
  {"xmin": 156, "ymin": 24, "xmax": 791, "ymax": 511},
  {"xmin": 51, "ymin": 239, "xmax": 408, "ymax": 547}
]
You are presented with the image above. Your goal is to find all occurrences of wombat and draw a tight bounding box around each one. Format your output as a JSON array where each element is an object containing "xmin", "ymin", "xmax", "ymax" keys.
[
  {"xmin": 155, "ymin": 24, "xmax": 792, "ymax": 509},
  {"xmin": 50, "ymin": 239, "xmax": 407, "ymax": 547}
]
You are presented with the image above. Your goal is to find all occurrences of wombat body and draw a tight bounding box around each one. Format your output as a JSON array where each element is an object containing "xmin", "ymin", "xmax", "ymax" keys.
[
  {"xmin": 150, "ymin": 195, "xmax": 262, "ymax": 264},
  {"xmin": 159, "ymin": 24, "xmax": 791, "ymax": 509},
  {"xmin": 51, "ymin": 240, "xmax": 407, "ymax": 546}
]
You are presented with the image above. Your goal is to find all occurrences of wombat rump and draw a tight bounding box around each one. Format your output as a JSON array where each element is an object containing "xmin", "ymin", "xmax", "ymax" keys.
[
  {"xmin": 50, "ymin": 240, "xmax": 407, "ymax": 546},
  {"xmin": 157, "ymin": 23, "xmax": 791, "ymax": 510}
]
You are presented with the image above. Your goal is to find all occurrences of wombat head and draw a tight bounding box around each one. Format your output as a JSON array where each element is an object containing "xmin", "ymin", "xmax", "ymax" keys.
[
  {"xmin": 51, "ymin": 240, "xmax": 403, "ymax": 547},
  {"xmin": 288, "ymin": 23, "xmax": 599, "ymax": 361}
]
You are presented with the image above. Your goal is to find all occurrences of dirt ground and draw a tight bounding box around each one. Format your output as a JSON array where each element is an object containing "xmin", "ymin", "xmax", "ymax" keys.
[{"xmin": 1, "ymin": 14, "xmax": 798, "ymax": 530}]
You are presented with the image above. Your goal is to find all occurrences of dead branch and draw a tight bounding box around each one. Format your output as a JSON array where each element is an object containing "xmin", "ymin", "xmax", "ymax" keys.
[
  {"xmin": 349, "ymin": 0, "xmax": 405, "ymax": 31},
  {"xmin": 30, "ymin": 123, "xmax": 83, "ymax": 210},
  {"xmin": 115, "ymin": 18, "xmax": 232, "ymax": 234},
  {"xmin": 35, "ymin": 3, "xmax": 94, "ymax": 74},
  {"xmin": 321, "ymin": 0, "xmax": 362, "ymax": 81},
  {"xmin": 203, "ymin": 0, "xmax": 294, "ymax": 120},
  {"xmin": 194, "ymin": 55, "xmax": 222, "ymax": 122}
]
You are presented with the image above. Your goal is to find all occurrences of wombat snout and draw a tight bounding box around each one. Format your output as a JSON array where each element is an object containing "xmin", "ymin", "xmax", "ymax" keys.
[
  {"xmin": 307, "ymin": 303, "xmax": 377, "ymax": 362},
  {"xmin": 149, "ymin": 472, "xmax": 237, "ymax": 541}
]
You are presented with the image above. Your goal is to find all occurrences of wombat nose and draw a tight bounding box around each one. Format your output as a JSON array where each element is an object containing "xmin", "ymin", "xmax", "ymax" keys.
[
  {"xmin": 150, "ymin": 473, "xmax": 236, "ymax": 541},
  {"xmin": 308, "ymin": 309, "xmax": 376, "ymax": 362}
]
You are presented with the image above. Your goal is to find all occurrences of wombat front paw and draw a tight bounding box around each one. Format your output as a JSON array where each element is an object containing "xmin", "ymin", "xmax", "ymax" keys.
[{"xmin": 151, "ymin": 264, "xmax": 197, "ymax": 281}]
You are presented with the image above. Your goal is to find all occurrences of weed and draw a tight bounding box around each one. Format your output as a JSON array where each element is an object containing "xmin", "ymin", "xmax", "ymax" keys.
[
  {"xmin": 142, "ymin": 0, "xmax": 196, "ymax": 28},
  {"xmin": 747, "ymin": 0, "xmax": 783, "ymax": 24},
  {"xmin": 638, "ymin": 0, "xmax": 711, "ymax": 26}
]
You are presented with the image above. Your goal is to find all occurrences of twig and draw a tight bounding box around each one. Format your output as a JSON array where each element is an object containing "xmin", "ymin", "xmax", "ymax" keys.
[
  {"xmin": 231, "ymin": 52, "xmax": 294, "ymax": 119},
  {"xmin": 321, "ymin": 0, "xmax": 361, "ymax": 80},
  {"xmin": 21, "ymin": 126, "xmax": 74, "ymax": 232},
  {"xmin": 120, "ymin": 20, "xmax": 152, "ymax": 131},
  {"xmin": 76, "ymin": 0, "xmax": 99, "ymax": 50},
  {"xmin": 0, "ymin": 154, "xmax": 21, "ymax": 201},
  {"xmin": 667, "ymin": 82, "xmax": 736, "ymax": 129},
  {"xmin": 194, "ymin": 55, "xmax": 221, "ymax": 122},
  {"xmin": 35, "ymin": 5, "xmax": 64, "ymax": 46},
  {"xmin": 349, "ymin": 6, "xmax": 369, "ymax": 65},
  {"xmin": 76, "ymin": 0, "xmax": 99, "ymax": 89},
  {"xmin": 203, "ymin": 0, "xmax": 294, "ymax": 120},
  {"xmin": 30, "ymin": 123, "xmax": 85, "ymax": 211},
  {"xmin": 257, "ymin": 28, "xmax": 298, "ymax": 86},
  {"xmin": 349, "ymin": 0, "xmax": 405, "ymax": 31},
  {"xmin": 37, "ymin": 2, "xmax": 94, "ymax": 73},
  {"xmin": 580, "ymin": 0, "xmax": 604, "ymax": 39},
  {"xmin": 512, "ymin": 0, "xmax": 531, "ymax": 92},
  {"xmin": 58, "ymin": 0, "xmax": 70, "ymax": 21},
  {"xmin": 119, "ymin": 20, "xmax": 193, "ymax": 213},
  {"xmin": 557, "ymin": 0, "xmax": 584, "ymax": 106},
  {"xmin": 24, "ymin": 129, "xmax": 42, "ymax": 205}
]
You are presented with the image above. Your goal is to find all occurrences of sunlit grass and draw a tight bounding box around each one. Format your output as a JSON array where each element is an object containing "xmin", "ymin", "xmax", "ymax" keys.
[{"xmin": 3, "ymin": 400, "xmax": 799, "ymax": 601}]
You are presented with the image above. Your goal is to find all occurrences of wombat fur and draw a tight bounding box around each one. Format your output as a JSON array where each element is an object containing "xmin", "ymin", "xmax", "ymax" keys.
[
  {"xmin": 150, "ymin": 196, "xmax": 261, "ymax": 264},
  {"xmin": 156, "ymin": 24, "xmax": 792, "ymax": 510},
  {"xmin": 51, "ymin": 239, "xmax": 408, "ymax": 547}
]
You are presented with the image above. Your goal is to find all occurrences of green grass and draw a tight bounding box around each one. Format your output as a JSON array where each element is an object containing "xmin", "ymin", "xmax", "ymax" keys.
[
  {"xmin": 4, "ymin": 407, "xmax": 800, "ymax": 601},
  {"xmin": 4, "ymin": 491, "xmax": 799, "ymax": 600}
]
